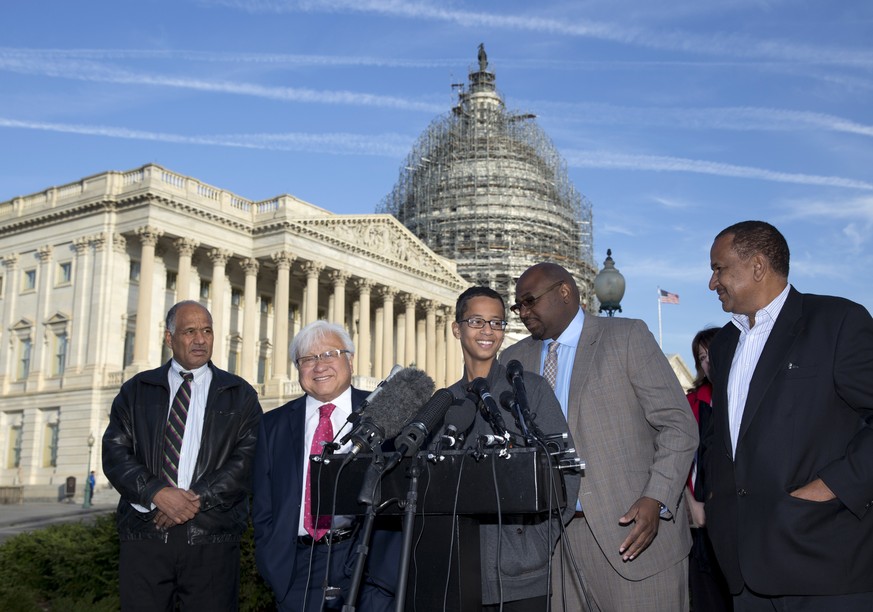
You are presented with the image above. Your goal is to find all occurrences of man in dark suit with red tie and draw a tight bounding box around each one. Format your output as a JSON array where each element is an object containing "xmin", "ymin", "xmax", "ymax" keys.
[
  {"xmin": 253, "ymin": 320, "xmax": 396, "ymax": 611},
  {"xmin": 705, "ymin": 221, "xmax": 873, "ymax": 610},
  {"xmin": 103, "ymin": 300, "xmax": 262, "ymax": 611}
]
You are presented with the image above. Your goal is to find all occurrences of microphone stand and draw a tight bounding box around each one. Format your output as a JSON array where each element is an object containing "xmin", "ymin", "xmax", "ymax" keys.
[
  {"xmin": 342, "ymin": 447, "xmax": 396, "ymax": 612},
  {"xmin": 394, "ymin": 453, "xmax": 424, "ymax": 612}
]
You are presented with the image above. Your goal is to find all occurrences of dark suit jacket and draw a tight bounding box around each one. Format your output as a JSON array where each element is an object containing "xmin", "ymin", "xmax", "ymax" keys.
[
  {"xmin": 252, "ymin": 388, "xmax": 400, "ymax": 603},
  {"xmin": 704, "ymin": 287, "xmax": 873, "ymax": 595}
]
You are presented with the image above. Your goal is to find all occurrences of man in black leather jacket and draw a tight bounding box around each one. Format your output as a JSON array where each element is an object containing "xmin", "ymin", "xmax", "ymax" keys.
[{"xmin": 103, "ymin": 300, "xmax": 262, "ymax": 611}]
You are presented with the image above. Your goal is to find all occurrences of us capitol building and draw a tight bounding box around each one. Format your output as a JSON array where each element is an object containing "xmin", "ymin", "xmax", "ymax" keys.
[
  {"xmin": 0, "ymin": 164, "xmax": 468, "ymax": 501},
  {"xmin": 0, "ymin": 48, "xmax": 690, "ymax": 502}
]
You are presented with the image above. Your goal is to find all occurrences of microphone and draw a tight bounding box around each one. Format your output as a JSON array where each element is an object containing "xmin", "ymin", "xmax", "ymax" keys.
[
  {"xmin": 394, "ymin": 388, "xmax": 455, "ymax": 457},
  {"xmin": 499, "ymin": 389, "xmax": 544, "ymax": 442},
  {"xmin": 467, "ymin": 377, "xmax": 508, "ymax": 438},
  {"xmin": 343, "ymin": 368, "xmax": 435, "ymax": 464},
  {"xmin": 504, "ymin": 361, "xmax": 545, "ymax": 439},
  {"xmin": 438, "ymin": 397, "xmax": 477, "ymax": 448},
  {"xmin": 355, "ymin": 364, "xmax": 403, "ymax": 416}
]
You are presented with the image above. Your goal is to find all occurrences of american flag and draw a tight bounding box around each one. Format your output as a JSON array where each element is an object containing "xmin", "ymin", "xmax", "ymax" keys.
[{"xmin": 659, "ymin": 289, "xmax": 680, "ymax": 305}]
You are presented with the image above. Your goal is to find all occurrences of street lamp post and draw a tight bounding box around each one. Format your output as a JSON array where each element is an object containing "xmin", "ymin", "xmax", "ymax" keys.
[
  {"xmin": 594, "ymin": 249, "xmax": 626, "ymax": 317},
  {"xmin": 83, "ymin": 432, "xmax": 95, "ymax": 509}
]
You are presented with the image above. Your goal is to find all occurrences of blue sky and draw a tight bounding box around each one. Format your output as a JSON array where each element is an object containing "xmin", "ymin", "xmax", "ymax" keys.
[{"xmin": 1, "ymin": 0, "xmax": 871, "ymax": 368}]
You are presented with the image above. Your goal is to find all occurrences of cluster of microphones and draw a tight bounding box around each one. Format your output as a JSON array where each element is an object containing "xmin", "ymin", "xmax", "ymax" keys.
[{"xmin": 337, "ymin": 361, "xmax": 584, "ymax": 473}]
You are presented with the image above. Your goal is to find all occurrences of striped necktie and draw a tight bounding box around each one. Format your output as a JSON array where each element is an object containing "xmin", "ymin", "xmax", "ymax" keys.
[{"xmin": 162, "ymin": 370, "xmax": 193, "ymax": 486}]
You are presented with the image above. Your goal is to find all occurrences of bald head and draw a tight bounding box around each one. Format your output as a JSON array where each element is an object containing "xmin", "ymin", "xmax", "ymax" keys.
[{"xmin": 514, "ymin": 262, "xmax": 580, "ymax": 340}]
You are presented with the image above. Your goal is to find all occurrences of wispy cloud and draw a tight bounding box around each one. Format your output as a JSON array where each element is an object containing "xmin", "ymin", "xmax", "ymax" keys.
[
  {"xmin": 0, "ymin": 46, "xmax": 457, "ymax": 69},
  {"xmin": 564, "ymin": 150, "xmax": 873, "ymax": 191},
  {"xmin": 536, "ymin": 102, "xmax": 873, "ymax": 139},
  {"xmin": 782, "ymin": 194, "xmax": 873, "ymax": 223},
  {"xmin": 0, "ymin": 51, "xmax": 443, "ymax": 112},
  {"xmin": 0, "ymin": 117, "xmax": 411, "ymax": 156},
  {"xmin": 3, "ymin": 116, "xmax": 870, "ymax": 192},
  {"xmin": 5, "ymin": 48, "xmax": 871, "ymax": 141},
  {"xmin": 203, "ymin": 0, "xmax": 873, "ymax": 68}
]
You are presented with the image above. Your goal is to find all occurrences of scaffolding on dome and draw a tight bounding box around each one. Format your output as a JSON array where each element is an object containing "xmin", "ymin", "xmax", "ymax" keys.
[{"xmin": 379, "ymin": 46, "xmax": 596, "ymax": 315}]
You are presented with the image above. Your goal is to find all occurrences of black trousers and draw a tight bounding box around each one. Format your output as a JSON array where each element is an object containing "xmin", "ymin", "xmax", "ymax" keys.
[
  {"xmin": 119, "ymin": 526, "xmax": 240, "ymax": 611},
  {"xmin": 735, "ymin": 586, "xmax": 873, "ymax": 612}
]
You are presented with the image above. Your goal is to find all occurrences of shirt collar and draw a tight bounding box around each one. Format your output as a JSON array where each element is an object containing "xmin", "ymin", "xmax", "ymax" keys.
[
  {"xmin": 731, "ymin": 283, "xmax": 791, "ymax": 333},
  {"xmin": 170, "ymin": 359, "xmax": 210, "ymax": 380},
  {"xmin": 552, "ymin": 307, "xmax": 585, "ymax": 348},
  {"xmin": 305, "ymin": 385, "xmax": 352, "ymax": 411}
]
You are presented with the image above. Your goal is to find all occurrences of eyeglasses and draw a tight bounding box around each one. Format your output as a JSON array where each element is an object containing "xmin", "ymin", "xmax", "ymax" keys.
[
  {"xmin": 459, "ymin": 317, "xmax": 508, "ymax": 330},
  {"xmin": 510, "ymin": 280, "xmax": 563, "ymax": 315},
  {"xmin": 296, "ymin": 349, "xmax": 352, "ymax": 369}
]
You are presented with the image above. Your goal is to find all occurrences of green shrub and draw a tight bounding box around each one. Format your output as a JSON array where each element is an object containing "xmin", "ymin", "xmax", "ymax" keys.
[{"xmin": 0, "ymin": 513, "xmax": 273, "ymax": 611}]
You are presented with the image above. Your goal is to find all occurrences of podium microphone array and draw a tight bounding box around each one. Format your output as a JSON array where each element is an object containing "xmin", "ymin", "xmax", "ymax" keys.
[{"xmin": 341, "ymin": 366, "xmax": 435, "ymax": 464}]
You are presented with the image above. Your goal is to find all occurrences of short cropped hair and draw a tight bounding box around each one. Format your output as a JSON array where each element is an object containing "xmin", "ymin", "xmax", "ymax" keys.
[
  {"xmin": 455, "ymin": 286, "xmax": 505, "ymax": 322},
  {"xmin": 165, "ymin": 300, "xmax": 211, "ymax": 334},
  {"xmin": 716, "ymin": 220, "xmax": 790, "ymax": 277},
  {"xmin": 289, "ymin": 320, "xmax": 355, "ymax": 368}
]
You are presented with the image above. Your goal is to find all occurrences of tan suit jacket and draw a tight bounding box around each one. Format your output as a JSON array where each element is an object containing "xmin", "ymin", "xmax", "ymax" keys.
[{"xmin": 500, "ymin": 311, "xmax": 696, "ymax": 580}]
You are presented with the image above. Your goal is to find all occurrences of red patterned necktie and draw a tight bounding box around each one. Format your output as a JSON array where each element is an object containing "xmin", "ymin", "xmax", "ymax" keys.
[
  {"xmin": 162, "ymin": 371, "xmax": 193, "ymax": 486},
  {"xmin": 304, "ymin": 403, "xmax": 336, "ymax": 540},
  {"xmin": 543, "ymin": 341, "xmax": 559, "ymax": 391}
]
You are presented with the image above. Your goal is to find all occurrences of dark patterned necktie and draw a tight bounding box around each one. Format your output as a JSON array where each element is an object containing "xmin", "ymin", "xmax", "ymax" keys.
[
  {"xmin": 162, "ymin": 371, "xmax": 193, "ymax": 486},
  {"xmin": 543, "ymin": 341, "xmax": 559, "ymax": 391},
  {"xmin": 305, "ymin": 403, "xmax": 336, "ymax": 539}
]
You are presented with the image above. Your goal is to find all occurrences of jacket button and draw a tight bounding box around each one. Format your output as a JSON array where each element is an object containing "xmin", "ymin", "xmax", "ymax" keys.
[{"xmin": 737, "ymin": 488, "xmax": 748, "ymax": 497}]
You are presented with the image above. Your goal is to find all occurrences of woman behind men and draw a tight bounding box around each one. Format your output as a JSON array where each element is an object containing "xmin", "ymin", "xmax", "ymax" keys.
[
  {"xmin": 685, "ymin": 327, "xmax": 732, "ymax": 611},
  {"xmin": 448, "ymin": 286, "xmax": 580, "ymax": 611}
]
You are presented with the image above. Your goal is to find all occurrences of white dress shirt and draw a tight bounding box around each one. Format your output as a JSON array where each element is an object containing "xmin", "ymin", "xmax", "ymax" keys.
[
  {"xmin": 132, "ymin": 360, "xmax": 211, "ymax": 512},
  {"xmin": 727, "ymin": 284, "xmax": 790, "ymax": 457},
  {"xmin": 297, "ymin": 386, "xmax": 354, "ymax": 536}
]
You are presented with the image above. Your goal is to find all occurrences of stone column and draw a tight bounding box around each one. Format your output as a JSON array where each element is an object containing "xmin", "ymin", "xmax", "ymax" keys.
[
  {"xmin": 416, "ymin": 318, "xmax": 426, "ymax": 372},
  {"xmin": 33, "ymin": 246, "xmax": 53, "ymax": 382},
  {"xmin": 353, "ymin": 279, "xmax": 373, "ymax": 378},
  {"xmin": 396, "ymin": 314, "xmax": 406, "ymax": 367},
  {"xmin": 239, "ymin": 258, "xmax": 259, "ymax": 382},
  {"xmin": 70, "ymin": 239, "xmax": 90, "ymax": 373},
  {"xmin": 374, "ymin": 306, "xmax": 384, "ymax": 379},
  {"xmin": 302, "ymin": 262, "xmax": 324, "ymax": 325},
  {"xmin": 85, "ymin": 234, "xmax": 109, "ymax": 373},
  {"xmin": 378, "ymin": 287, "xmax": 397, "ymax": 378},
  {"xmin": 208, "ymin": 249, "xmax": 232, "ymax": 368},
  {"xmin": 271, "ymin": 251, "xmax": 294, "ymax": 382},
  {"xmin": 0, "ymin": 255, "xmax": 19, "ymax": 390},
  {"xmin": 174, "ymin": 238, "xmax": 199, "ymax": 301},
  {"xmin": 425, "ymin": 301, "xmax": 437, "ymax": 378},
  {"xmin": 132, "ymin": 226, "xmax": 163, "ymax": 367},
  {"xmin": 402, "ymin": 293, "xmax": 418, "ymax": 367},
  {"xmin": 329, "ymin": 270, "xmax": 350, "ymax": 327},
  {"xmin": 446, "ymin": 312, "xmax": 461, "ymax": 383},
  {"xmin": 435, "ymin": 309, "xmax": 447, "ymax": 388}
]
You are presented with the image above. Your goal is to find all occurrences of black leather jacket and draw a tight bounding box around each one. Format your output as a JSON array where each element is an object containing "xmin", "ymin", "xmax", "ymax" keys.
[{"xmin": 103, "ymin": 361, "xmax": 262, "ymax": 544}]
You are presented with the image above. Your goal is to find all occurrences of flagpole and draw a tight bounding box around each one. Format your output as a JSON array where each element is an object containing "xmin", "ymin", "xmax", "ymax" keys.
[{"xmin": 657, "ymin": 287, "xmax": 663, "ymax": 349}]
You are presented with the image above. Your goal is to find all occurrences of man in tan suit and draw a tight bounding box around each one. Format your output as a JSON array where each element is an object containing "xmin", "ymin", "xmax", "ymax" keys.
[{"xmin": 500, "ymin": 263, "xmax": 697, "ymax": 611}]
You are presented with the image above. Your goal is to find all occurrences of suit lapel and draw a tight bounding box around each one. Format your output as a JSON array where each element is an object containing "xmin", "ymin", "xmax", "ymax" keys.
[
  {"xmin": 738, "ymin": 288, "xmax": 803, "ymax": 444},
  {"xmin": 567, "ymin": 314, "xmax": 602, "ymax": 433},
  {"xmin": 286, "ymin": 397, "xmax": 308, "ymax": 500},
  {"xmin": 713, "ymin": 325, "xmax": 739, "ymax": 457}
]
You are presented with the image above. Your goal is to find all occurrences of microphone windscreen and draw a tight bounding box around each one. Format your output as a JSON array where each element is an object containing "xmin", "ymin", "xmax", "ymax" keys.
[{"xmin": 365, "ymin": 367, "xmax": 435, "ymax": 438}]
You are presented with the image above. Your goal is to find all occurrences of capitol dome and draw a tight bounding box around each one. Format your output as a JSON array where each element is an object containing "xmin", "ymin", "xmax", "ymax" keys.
[{"xmin": 380, "ymin": 45, "xmax": 595, "ymax": 314}]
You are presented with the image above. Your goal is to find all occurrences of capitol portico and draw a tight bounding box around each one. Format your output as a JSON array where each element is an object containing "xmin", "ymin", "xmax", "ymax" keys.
[{"xmin": 0, "ymin": 164, "xmax": 467, "ymax": 501}]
